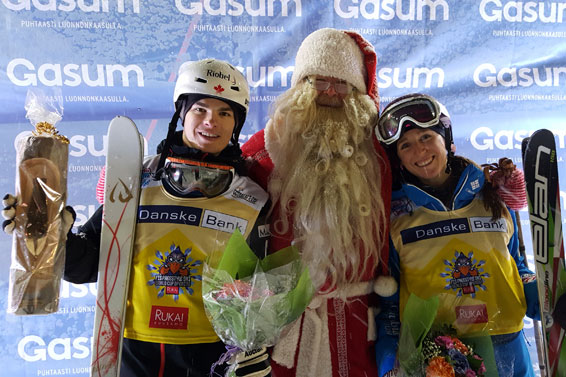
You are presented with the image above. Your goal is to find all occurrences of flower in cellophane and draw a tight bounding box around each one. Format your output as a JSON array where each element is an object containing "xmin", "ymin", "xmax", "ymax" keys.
[
  {"xmin": 421, "ymin": 325, "xmax": 486, "ymax": 377},
  {"xmin": 398, "ymin": 294, "xmax": 495, "ymax": 377},
  {"xmin": 202, "ymin": 229, "xmax": 314, "ymax": 351}
]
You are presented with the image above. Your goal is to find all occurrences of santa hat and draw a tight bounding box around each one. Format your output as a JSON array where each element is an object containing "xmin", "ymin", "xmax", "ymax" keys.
[{"xmin": 291, "ymin": 28, "xmax": 379, "ymax": 111}]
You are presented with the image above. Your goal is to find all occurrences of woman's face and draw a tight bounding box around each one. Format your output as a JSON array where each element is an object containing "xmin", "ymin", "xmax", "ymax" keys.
[{"xmin": 396, "ymin": 128, "xmax": 450, "ymax": 187}]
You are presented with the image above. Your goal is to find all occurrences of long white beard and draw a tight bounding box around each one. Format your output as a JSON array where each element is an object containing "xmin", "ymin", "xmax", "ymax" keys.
[{"xmin": 266, "ymin": 83, "xmax": 387, "ymax": 290}]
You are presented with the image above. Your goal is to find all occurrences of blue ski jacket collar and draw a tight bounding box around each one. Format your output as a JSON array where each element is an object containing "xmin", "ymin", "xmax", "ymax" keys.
[{"xmin": 392, "ymin": 157, "xmax": 486, "ymax": 213}]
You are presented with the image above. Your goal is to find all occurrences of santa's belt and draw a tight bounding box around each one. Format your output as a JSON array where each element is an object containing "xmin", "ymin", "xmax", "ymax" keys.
[{"xmin": 271, "ymin": 280, "xmax": 376, "ymax": 376}]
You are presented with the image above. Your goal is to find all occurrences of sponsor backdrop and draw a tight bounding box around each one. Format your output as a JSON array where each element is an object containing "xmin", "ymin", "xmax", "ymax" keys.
[{"xmin": 1, "ymin": 1, "xmax": 565, "ymax": 375}]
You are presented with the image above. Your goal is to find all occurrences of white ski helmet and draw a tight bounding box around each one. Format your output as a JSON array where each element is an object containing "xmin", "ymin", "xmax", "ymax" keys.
[{"xmin": 174, "ymin": 59, "xmax": 249, "ymax": 137}]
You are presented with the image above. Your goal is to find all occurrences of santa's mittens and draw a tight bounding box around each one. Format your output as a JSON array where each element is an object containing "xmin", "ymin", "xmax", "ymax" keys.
[{"xmin": 492, "ymin": 168, "xmax": 527, "ymax": 211}]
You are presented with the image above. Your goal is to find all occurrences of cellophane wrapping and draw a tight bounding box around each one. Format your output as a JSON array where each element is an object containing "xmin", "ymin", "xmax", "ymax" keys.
[
  {"xmin": 398, "ymin": 294, "xmax": 498, "ymax": 377},
  {"xmin": 202, "ymin": 229, "xmax": 314, "ymax": 351},
  {"xmin": 8, "ymin": 90, "xmax": 69, "ymax": 315}
]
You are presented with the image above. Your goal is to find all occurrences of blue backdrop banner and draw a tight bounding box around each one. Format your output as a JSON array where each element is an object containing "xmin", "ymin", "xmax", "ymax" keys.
[{"xmin": 1, "ymin": 1, "xmax": 565, "ymax": 376}]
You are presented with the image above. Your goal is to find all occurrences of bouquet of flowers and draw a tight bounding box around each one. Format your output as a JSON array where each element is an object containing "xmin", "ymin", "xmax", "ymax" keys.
[
  {"xmin": 202, "ymin": 229, "xmax": 314, "ymax": 351},
  {"xmin": 399, "ymin": 294, "xmax": 496, "ymax": 377},
  {"xmin": 420, "ymin": 325, "xmax": 486, "ymax": 377}
]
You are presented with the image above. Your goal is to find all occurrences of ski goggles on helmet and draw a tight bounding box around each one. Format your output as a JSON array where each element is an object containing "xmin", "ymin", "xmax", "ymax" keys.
[
  {"xmin": 163, "ymin": 158, "xmax": 234, "ymax": 198},
  {"xmin": 376, "ymin": 95, "xmax": 446, "ymax": 145}
]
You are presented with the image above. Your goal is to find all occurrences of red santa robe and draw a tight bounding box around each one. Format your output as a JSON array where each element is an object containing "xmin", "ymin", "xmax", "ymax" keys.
[{"xmin": 242, "ymin": 127, "xmax": 392, "ymax": 377}]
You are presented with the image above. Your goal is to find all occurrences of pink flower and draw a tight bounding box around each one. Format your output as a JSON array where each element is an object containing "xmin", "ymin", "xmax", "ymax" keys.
[
  {"xmin": 465, "ymin": 369, "xmax": 476, "ymax": 377},
  {"xmin": 435, "ymin": 335, "xmax": 454, "ymax": 349}
]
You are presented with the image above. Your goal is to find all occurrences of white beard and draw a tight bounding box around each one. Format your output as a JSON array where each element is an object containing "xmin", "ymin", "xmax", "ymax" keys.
[{"xmin": 265, "ymin": 83, "xmax": 387, "ymax": 290}]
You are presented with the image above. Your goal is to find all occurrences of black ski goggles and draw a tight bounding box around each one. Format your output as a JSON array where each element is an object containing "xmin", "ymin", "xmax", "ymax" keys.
[
  {"xmin": 376, "ymin": 95, "xmax": 447, "ymax": 145},
  {"xmin": 163, "ymin": 158, "xmax": 234, "ymax": 198}
]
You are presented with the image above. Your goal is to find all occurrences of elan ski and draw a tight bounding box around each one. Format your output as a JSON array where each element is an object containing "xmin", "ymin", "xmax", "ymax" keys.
[
  {"xmin": 523, "ymin": 128, "xmax": 566, "ymax": 377},
  {"xmin": 90, "ymin": 116, "xmax": 143, "ymax": 377}
]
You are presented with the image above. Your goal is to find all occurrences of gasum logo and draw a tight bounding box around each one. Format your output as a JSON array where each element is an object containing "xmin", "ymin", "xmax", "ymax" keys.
[
  {"xmin": 2, "ymin": 0, "xmax": 140, "ymax": 13},
  {"xmin": 18, "ymin": 335, "xmax": 90, "ymax": 361},
  {"xmin": 238, "ymin": 65, "xmax": 294, "ymax": 88},
  {"xmin": 15, "ymin": 131, "xmax": 108, "ymax": 157},
  {"xmin": 470, "ymin": 127, "xmax": 531, "ymax": 150},
  {"xmin": 479, "ymin": 0, "xmax": 566, "ymax": 23},
  {"xmin": 175, "ymin": 0, "xmax": 302, "ymax": 16},
  {"xmin": 471, "ymin": 127, "xmax": 566, "ymax": 151},
  {"xmin": 7, "ymin": 58, "xmax": 144, "ymax": 87},
  {"xmin": 378, "ymin": 67, "xmax": 444, "ymax": 88},
  {"xmin": 334, "ymin": 0, "xmax": 449, "ymax": 20},
  {"xmin": 473, "ymin": 63, "xmax": 566, "ymax": 87}
]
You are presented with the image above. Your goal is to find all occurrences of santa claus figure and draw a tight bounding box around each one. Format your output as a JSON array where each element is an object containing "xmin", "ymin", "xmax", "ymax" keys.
[{"xmin": 241, "ymin": 28, "xmax": 394, "ymax": 377}]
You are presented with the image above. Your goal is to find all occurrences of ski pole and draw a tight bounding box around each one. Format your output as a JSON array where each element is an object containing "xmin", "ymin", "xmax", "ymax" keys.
[{"xmin": 515, "ymin": 210, "xmax": 547, "ymax": 377}]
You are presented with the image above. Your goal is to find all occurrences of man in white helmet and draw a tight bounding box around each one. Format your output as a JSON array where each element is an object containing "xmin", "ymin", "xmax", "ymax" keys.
[
  {"xmin": 4, "ymin": 58, "xmax": 272, "ymax": 377},
  {"xmin": 241, "ymin": 28, "xmax": 394, "ymax": 377}
]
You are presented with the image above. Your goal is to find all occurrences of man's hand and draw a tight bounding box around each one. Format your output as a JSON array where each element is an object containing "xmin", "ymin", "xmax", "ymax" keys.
[
  {"xmin": 227, "ymin": 347, "xmax": 271, "ymax": 377},
  {"xmin": 3, "ymin": 194, "xmax": 75, "ymax": 235}
]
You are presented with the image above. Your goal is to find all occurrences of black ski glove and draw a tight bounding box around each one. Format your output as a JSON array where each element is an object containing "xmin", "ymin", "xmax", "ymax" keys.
[
  {"xmin": 227, "ymin": 347, "xmax": 272, "ymax": 377},
  {"xmin": 3, "ymin": 193, "xmax": 75, "ymax": 235}
]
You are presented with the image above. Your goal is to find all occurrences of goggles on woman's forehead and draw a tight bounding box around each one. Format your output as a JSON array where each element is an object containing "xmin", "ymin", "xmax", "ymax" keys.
[
  {"xmin": 376, "ymin": 95, "xmax": 444, "ymax": 145},
  {"xmin": 163, "ymin": 158, "xmax": 234, "ymax": 198}
]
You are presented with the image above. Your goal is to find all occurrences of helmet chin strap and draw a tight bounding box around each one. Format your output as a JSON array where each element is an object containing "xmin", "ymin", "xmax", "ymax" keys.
[{"xmin": 155, "ymin": 102, "xmax": 182, "ymax": 180}]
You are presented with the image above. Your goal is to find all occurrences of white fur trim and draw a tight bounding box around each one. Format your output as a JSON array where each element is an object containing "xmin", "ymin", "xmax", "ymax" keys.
[
  {"xmin": 271, "ymin": 317, "xmax": 302, "ymax": 369},
  {"xmin": 374, "ymin": 275, "xmax": 398, "ymax": 297},
  {"xmin": 291, "ymin": 28, "xmax": 367, "ymax": 93}
]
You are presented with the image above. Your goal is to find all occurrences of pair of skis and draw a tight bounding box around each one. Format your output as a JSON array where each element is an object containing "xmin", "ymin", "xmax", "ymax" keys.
[
  {"xmin": 90, "ymin": 116, "xmax": 143, "ymax": 377},
  {"xmin": 523, "ymin": 129, "xmax": 566, "ymax": 377}
]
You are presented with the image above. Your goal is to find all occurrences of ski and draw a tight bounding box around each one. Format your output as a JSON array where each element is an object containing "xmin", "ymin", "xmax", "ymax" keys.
[
  {"xmin": 90, "ymin": 116, "xmax": 143, "ymax": 377},
  {"xmin": 523, "ymin": 129, "xmax": 566, "ymax": 377}
]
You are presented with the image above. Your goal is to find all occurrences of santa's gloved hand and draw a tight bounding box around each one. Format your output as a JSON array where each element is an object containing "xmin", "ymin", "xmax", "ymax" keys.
[
  {"xmin": 227, "ymin": 347, "xmax": 271, "ymax": 377},
  {"xmin": 3, "ymin": 193, "xmax": 76, "ymax": 235}
]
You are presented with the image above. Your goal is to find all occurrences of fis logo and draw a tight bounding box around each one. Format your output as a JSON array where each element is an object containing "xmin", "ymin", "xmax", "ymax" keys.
[
  {"xmin": 479, "ymin": 0, "xmax": 565, "ymax": 23},
  {"xmin": 334, "ymin": 0, "xmax": 449, "ymax": 20},
  {"xmin": 175, "ymin": 0, "xmax": 302, "ymax": 16}
]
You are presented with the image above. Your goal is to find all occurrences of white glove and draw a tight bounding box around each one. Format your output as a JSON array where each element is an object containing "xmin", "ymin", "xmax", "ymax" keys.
[
  {"xmin": 227, "ymin": 347, "xmax": 272, "ymax": 377},
  {"xmin": 2, "ymin": 193, "xmax": 75, "ymax": 235}
]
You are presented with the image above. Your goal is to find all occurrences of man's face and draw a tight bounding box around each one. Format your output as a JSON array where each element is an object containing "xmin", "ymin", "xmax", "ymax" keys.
[
  {"xmin": 310, "ymin": 76, "xmax": 351, "ymax": 108},
  {"xmin": 182, "ymin": 97, "xmax": 235, "ymax": 155}
]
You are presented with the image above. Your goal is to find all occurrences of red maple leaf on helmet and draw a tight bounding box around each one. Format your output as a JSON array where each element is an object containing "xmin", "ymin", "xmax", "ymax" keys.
[{"xmin": 214, "ymin": 85, "xmax": 225, "ymax": 93}]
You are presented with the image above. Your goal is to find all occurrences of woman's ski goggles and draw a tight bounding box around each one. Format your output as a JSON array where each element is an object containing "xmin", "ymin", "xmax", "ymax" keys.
[
  {"xmin": 164, "ymin": 158, "xmax": 234, "ymax": 198},
  {"xmin": 376, "ymin": 95, "xmax": 447, "ymax": 145}
]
